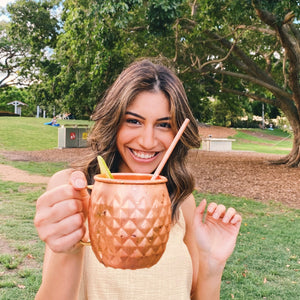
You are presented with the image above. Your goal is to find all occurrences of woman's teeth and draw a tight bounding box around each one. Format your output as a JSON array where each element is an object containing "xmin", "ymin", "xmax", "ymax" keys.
[{"xmin": 132, "ymin": 149, "xmax": 156, "ymax": 159}]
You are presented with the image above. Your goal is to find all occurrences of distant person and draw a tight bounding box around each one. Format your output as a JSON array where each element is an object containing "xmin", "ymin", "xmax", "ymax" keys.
[
  {"xmin": 63, "ymin": 113, "xmax": 71, "ymax": 120},
  {"xmin": 44, "ymin": 116, "xmax": 59, "ymax": 127},
  {"xmin": 51, "ymin": 116, "xmax": 57, "ymax": 125},
  {"xmin": 34, "ymin": 59, "xmax": 242, "ymax": 299}
]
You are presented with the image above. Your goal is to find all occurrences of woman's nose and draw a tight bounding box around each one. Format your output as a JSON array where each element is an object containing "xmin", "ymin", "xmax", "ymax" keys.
[{"xmin": 139, "ymin": 126, "xmax": 157, "ymax": 149}]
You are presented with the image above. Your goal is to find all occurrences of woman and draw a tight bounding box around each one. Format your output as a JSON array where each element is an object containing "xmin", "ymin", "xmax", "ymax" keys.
[{"xmin": 34, "ymin": 59, "xmax": 241, "ymax": 300}]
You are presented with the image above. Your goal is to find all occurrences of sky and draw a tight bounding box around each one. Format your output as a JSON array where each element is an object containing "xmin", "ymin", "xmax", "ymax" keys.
[
  {"xmin": 0, "ymin": 0, "xmax": 14, "ymax": 21},
  {"xmin": 0, "ymin": 0, "xmax": 14, "ymax": 8}
]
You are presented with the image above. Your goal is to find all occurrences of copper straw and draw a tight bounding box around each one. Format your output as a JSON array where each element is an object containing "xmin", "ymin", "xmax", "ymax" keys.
[{"xmin": 151, "ymin": 118, "xmax": 190, "ymax": 180}]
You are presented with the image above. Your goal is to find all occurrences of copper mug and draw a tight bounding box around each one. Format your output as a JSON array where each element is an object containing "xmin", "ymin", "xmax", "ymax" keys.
[{"xmin": 83, "ymin": 173, "xmax": 171, "ymax": 269}]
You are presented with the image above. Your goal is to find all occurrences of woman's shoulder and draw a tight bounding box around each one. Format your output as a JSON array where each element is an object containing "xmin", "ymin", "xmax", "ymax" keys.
[
  {"xmin": 47, "ymin": 168, "xmax": 74, "ymax": 190},
  {"xmin": 180, "ymin": 193, "xmax": 196, "ymax": 221}
]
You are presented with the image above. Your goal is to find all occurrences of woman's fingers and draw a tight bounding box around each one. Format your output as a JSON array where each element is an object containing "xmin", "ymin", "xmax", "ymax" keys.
[
  {"xmin": 207, "ymin": 202, "xmax": 226, "ymax": 219},
  {"xmin": 70, "ymin": 170, "xmax": 87, "ymax": 190},
  {"xmin": 53, "ymin": 228, "xmax": 86, "ymax": 253},
  {"xmin": 36, "ymin": 199, "xmax": 83, "ymax": 226},
  {"xmin": 222, "ymin": 207, "xmax": 236, "ymax": 223},
  {"xmin": 230, "ymin": 213, "xmax": 242, "ymax": 225},
  {"xmin": 47, "ymin": 222, "xmax": 86, "ymax": 253},
  {"xmin": 34, "ymin": 171, "xmax": 90, "ymax": 253},
  {"xmin": 37, "ymin": 211, "xmax": 86, "ymax": 253},
  {"xmin": 202, "ymin": 201, "xmax": 242, "ymax": 224},
  {"xmin": 36, "ymin": 184, "xmax": 83, "ymax": 209},
  {"xmin": 35, "ymin": 186, "xmax": 84, "ymax": 225},
  {"xmin": 194, "ymin": 199, "xmax": 207, "ymax": 226},
  {"xmin": 69, "ymin": 171, "xmax": 90, "ymax": 216}
]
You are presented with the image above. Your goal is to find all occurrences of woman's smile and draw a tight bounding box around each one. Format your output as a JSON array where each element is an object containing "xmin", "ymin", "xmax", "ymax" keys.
[{"xmin": 130, "ymin": 149, "xmax": 158, "ymax": 160}]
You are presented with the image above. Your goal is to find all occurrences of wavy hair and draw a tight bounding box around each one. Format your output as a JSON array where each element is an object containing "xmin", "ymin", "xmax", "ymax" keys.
[{"xmin": 77, "ymin": 59, "xmax": 201, "ymax": 221}]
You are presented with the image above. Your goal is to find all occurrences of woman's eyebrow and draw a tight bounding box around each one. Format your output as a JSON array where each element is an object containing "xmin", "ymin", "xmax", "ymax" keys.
[
  {"xmin": 125, "ymin": 111, "xmax": 171, "ymax": 122},
  {"xmin": 125, "ymin": 111, "xmax": 145, "ymax": 119}
]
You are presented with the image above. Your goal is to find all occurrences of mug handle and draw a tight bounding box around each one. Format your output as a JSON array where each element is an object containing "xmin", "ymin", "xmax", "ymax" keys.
[
  {"xmin": 79, "ymin": 184, "xmax": 93, "ymax": 246},
  {"xmin": 80, "ymin": 240, "xmax": 91, "ymax": 246}
]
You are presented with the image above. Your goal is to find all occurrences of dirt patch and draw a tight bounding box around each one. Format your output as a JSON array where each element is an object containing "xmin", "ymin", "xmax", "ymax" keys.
[
  {"xmin": 0, "ymin": 126, "xmax": 299, "ymax": 209},
  {"xmin": 198, "ymin": 124, "xmax": 237, "ymax": 139},
  {"xmin": 0, "ymin": 164, "xmax": 50, "ymax": 184},
  {"xmin": 0, "ymin": 148, "xmax": 93, "ymax": 163},
  {"xmin": 188, "ymin": 150, "xmax": 300, "ymax": 209}
]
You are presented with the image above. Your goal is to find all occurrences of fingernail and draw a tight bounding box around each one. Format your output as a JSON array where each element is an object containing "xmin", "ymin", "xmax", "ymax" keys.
[
  {"xmin": 75, "ymin": 178, "xmax": 86, "ymax": 188},
  {"xmin": 223, "ymin": 216, "xmax": 229, "ymax": 223},
  {"xmin": 213, "ymin": 212, "xmax": 219, "ymax": 219}
]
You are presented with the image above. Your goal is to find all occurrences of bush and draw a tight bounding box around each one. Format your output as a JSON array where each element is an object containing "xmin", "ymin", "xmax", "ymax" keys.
[{"xmin": 230, "ymin": 119, "xmax": 261, "ymax": 128}]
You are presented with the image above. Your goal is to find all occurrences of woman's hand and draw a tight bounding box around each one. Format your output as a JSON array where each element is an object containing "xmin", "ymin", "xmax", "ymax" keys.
[
  {"xmin": 34, "ymin": 171, "xmax": 90, "ymax": 253},
  {"xmin": 193, "ymin": 199, "xmax": 242, "ymax": 265}
]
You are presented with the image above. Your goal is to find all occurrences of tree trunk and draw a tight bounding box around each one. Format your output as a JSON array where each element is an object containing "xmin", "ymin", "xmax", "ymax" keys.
[{"xmin": 269, "ymin": 113, "xmax": 300, "ymax": 167}]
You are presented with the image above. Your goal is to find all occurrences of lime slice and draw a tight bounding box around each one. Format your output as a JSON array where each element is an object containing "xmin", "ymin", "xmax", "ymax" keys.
[{"xmin": 97, "ymin": 155, "xmax": 114, "ymax": 179}]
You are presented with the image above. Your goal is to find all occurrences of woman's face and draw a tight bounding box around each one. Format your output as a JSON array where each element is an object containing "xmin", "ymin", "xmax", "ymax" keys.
[{"xmin": 117, "ymin": 90, "xmax": 175, "ymax": 174}]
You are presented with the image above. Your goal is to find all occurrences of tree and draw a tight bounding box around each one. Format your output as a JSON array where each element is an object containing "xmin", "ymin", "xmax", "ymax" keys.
[
  {"xmin": 167, "ymin": 0, "xmax": 300, "ymax": 166},
  {"xmin": 44, "ymin": 0, "xmax": 186, "ymax": 118},
  {"xmin": 5, "ymin": 0, "xmax": 300, "ymax": 167},
  {"xmin": 0, "ymin": 0, "xmax": 60, "ymax": 89},
  {"xmin": 0, "ymin": 21, "xmax": 29, "ymax": 88}
]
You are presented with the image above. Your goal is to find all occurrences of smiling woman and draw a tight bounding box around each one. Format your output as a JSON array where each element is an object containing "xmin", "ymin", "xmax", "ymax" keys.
[{"xmin": 34, "ymin": 59, "xmax": 242, "ymax": 300}]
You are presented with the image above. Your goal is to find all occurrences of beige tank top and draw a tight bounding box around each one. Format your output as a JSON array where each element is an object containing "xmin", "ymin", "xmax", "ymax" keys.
[{"xmin": 78, "ymin": 208, "xmax": 193, "ymax": 300}]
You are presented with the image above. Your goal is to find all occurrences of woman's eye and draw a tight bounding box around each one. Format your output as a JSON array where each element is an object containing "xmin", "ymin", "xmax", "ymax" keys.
[
  {"xmin": 126, "ymin": 118, "xmax": 140, "ymax": 125},
  {"xmin": 158, "ymin": 122, "xmax": 171, "ymax": 128}
]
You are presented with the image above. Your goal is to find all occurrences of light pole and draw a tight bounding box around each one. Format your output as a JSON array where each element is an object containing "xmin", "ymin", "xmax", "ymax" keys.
[{"xmin": 262, "ymin": 103, "xmax": 265, "ymax": 129}]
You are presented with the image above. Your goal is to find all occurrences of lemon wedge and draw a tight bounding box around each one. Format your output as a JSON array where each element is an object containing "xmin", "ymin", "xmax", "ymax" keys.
[{"xmin": 97, "ymin": 155, "xmax": 114, "ymax": 179}]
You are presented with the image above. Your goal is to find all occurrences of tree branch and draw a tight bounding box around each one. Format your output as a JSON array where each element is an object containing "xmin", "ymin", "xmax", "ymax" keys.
[
  {"xmin": 235, "ymin": 24, "xmax": 275, "ymax": 36},
  {"xmin": 252, "ymin": 3, "xmax": 300, "ymax": 112},
  {"xmin": 214, "ymin": 69, "xmax": 291, "ymax": 100},
  {"xmin": 221, "ymin": 86, "xmax": 277, "ymax": 106},
  {"xmin": 204, "ymin": 30, "xmax": 278, "ymax": 86},
  {"xmin": 198, "ymin": 39, "xmax": 237, "ymax": 70}
]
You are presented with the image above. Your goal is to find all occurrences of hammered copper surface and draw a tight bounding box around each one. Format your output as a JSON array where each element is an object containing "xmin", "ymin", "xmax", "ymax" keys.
[{"xmin": 88, "ymin": 173, "xmax": 171, "ymax": 269}]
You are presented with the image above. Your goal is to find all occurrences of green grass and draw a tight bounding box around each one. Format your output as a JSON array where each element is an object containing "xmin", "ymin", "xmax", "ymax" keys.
[
  {"xmin": 194, "ymin": 192, "xmax": 300, "ymax": 300},
  {"xmin": 1, "ymin": 182, "xmax": 299, "ymax": 299},
  {"xmin": 0, "ymin": 117, "xmax": 293, "ymax": 155},
  {"xmin": 0, "ymin": 117, "xmax": 92, "ymax": 151},
  {"xmin": 0, "ymin": 180, "xmax": 46, "ymax": 299},
  {"xmin": 231, "ymin": 128, "xmax": 293, "ymax": 155},
  {"xmin": 0, "ymin": 117, "xmax": 299, "ymax": 298}
]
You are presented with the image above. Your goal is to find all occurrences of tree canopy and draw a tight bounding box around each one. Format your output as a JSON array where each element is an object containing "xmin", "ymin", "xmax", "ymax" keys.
[{"xmin": 2, "ymin": 0, "xmax": 300, "ymax": 166}]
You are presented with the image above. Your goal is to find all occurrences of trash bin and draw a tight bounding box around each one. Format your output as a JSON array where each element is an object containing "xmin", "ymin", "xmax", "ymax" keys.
[{"xmin": 58, "ymin": 124, "xmax": 90, "ymax": 148}]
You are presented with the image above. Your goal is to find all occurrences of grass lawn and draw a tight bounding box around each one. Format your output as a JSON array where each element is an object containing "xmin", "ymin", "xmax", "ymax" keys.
[
  {"xmin": 232, "ymin": 128, "xmax": 293, "ymax": 155},
  {"xmin": 194, "ymin": 193, "xmax": 300, "ymax": 299},
  {"xmin": 0, "ymin": 182, "xmax": 299, "ymax": 299},
  {"xmin": 0, "ymin": 180, "xmax": 45, "ymax": 299},
  {"xmin": 0, "ymin": 117, "xmax": 93, "ymax": 151},
  {"xmin": 0, "ymin": 117, "xmax": 299, "ymax": 298}
]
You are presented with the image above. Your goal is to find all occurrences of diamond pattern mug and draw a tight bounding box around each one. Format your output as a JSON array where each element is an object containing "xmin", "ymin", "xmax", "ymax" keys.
[{"xmin": 84, "ymin": 173, "xmax": 171, "ymax": 269}]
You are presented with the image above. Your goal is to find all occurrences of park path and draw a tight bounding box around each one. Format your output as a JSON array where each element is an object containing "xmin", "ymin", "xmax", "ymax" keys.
[{"xmin": 0, "ymin": 164, "xmax": 50, "ymax": 184}]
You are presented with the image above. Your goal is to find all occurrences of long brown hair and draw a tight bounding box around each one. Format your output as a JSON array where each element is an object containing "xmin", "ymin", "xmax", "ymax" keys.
[{"xmin": 78, "ymin": 59, "xmax": 200, "ymax": 221}]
